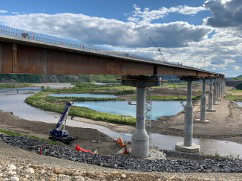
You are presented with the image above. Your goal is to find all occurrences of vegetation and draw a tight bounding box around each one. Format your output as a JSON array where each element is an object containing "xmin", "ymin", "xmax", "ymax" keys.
[
  {"xmin": 0, "ymin": 83, "xmax": 31, "ymax": 88},
  {"xmin": 225, "ymin": 89, "xmax": 242, "ymax": 101},
  {"xmin": 235, "ymin": 83, "xmax": 242, "ymax": 90},
  {"xmin": 25, "ymin": 82, "xmax": 201, "ymax": 125},
  {"xmin": 0, "ymin": 74, "xmax": 120, "ymax": 83},
  {"xmin": 162, "ymin": 83, "xmax": 187, "ymax": 89},
  {"xmin": 26, "ymin": 92, "xmax": 136, "ymax": 125},
  {"xmin": 44, "ymin": 83, "xmax": 135, "ymax": 94},
  {"xmin": 225, "ymin": 94, "xmax": 242, "ymax": 101}
]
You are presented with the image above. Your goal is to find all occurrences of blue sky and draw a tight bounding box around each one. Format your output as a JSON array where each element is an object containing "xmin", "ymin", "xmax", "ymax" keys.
[{"xmin": 0, "ymin": 0, "xmax": 241, "ymax": 77}]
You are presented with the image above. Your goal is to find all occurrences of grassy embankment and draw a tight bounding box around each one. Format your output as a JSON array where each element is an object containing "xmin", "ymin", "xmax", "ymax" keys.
[
  {"xmin": 0, "ymin": 83, "xmax": 31, "ymax": 88},
  {"xmin": 25, "ymin": 83, "xmax": 201, "ymax": 125},
  {"xmin": 225, "ymin": 83, "xmax": 242, "ymax": 101},
  {"xmin": 225, "ymin": 90, "xmax": 242, "ymax": 101}
]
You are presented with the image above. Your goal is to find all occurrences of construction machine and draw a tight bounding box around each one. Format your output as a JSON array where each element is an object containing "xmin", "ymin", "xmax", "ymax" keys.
[{"xmin": 49, "ymin": 101, "xmax": 78, "ymax": 144}]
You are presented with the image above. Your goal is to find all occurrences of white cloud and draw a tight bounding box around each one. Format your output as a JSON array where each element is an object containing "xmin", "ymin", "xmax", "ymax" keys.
[
  {"xmin": 127, "ymin": 5, "xmax": 206, "ymax": 24},
  {"xmin": 233, "ymin": 65, "xmax": 241, "ymax": 71},
  {"xmin": 0, "ymin": 10, "xmax": 8, "ymax": 14},
  {"xmin": 0, "ymin": 13, "xmax": 211, "ymax": 48}
]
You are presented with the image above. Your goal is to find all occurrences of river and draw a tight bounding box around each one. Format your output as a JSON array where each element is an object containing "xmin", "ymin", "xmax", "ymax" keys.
[{"xmin": 1, "ymin": 88, "xmax": 242, "ymax": 157}]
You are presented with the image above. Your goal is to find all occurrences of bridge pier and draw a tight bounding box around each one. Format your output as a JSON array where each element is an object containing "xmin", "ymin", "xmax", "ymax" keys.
[
  {"xmin": 217, "ymin": 78, "xmax": 221, "ymax": 101},
  {"xmin": 213, "ymin": 79, "xmax": 219, "ymax": 105},
  {"xmin": 122, "ymin": 75, "xmax": 161, "ymax": 158},
  {"xmin": 196, "ymin": 79, "xmax": 210, "ymax": 123},
  {"xmin": 176, "ymin": 78, "xmax": 200, "ymax": 153},
  {"xmin": 207, "ymin": 78, "xmax": 216, "ymax": 112}
]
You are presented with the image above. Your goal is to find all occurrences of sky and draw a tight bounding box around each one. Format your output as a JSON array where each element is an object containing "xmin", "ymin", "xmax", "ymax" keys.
[{"xmin": 0, "ymin": 0, "xmax": 241, "ymax": 77}]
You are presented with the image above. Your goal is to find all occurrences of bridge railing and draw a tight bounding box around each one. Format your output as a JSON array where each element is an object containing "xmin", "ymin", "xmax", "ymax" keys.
[
  {"xmin": 0, "ymin": 24, "xmax": 207, "ymax": 72},
  {"xmin": 0, "ymin": 25, "xmax": 159, "ymax": 61}
]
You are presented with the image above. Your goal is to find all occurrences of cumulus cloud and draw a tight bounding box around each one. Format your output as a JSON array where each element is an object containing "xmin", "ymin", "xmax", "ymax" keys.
[
  {"xmin": 128, "ymin": 5, "xmax": 206, "ymax": 24},
  {"xmin": 0, "ymin": 13, "xmax": 211, "ymax": 48},
  {"xmin": 205, "ymin": 0, "xmax": 242, "ymax": 28}
]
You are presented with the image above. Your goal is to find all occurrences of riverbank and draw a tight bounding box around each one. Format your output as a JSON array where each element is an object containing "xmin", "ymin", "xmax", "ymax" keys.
[
  {"xmin": 1, "ymin": 112, "xmax": 242, "ymax": 180},
  {"xmin": 2, "ymin": 85, "xmax": 242, "ymax": 179},
  {"xmin": 24, "ymin": 83, "xmax": 201, "ymax": 125},
  {"xmin": 23, "ymin": 83, "xmax": 242, "ymax": 145}
]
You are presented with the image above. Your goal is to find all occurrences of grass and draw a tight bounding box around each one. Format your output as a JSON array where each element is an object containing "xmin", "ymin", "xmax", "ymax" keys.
[
  {"xmin": 26, "ymin": 92, "xmax": 136, "ymax": 125},
  {"xmin": 0, "ymin": 129, "xmax": 61, "ymax": 145},
  {"xmin": 0, "ymin": 83, "xmax": 32, "ymax": 89},
  {"xmin": 25, "ymin": 83, "xmax": 197, "ymax": 125},
  {"xmin": 225, "ymin": 89, "xmax": 242, "ymax": 101},
  {"xmin": 44, "ymin": 83, "xmax": 135, "ymax": 95},
  {"xmin": 225, "ymin": 95, "xmax": 242, "ymax": 101}
]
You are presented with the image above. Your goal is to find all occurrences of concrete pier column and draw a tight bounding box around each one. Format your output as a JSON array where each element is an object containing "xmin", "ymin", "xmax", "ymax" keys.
[
  {"xmin": 207, "ymin": 78, "xmax": 216, "ymax": 112},
  {"xmin": 176, "ymin": 79, "xmax": 200, "ymax": 153},
  {"xmin": 122, "ymin": 75, "xmax": 161, "ymax": 158},
  {"xmin": 196, "ymin": 79, "xmax": 210, "ymax": 123},
  {"xmin": 217, "ymin": 78, "xmax": 221, "ymax": 101},
  {"xmin": 221, "ymin": 78, "xmax": 224, "ymax": 95},
  {"xmin": 131, "ymin": 86, "xmax": 149, "ymax": 158},
  {"xmin": 213, "ymin": 79, "xmax": 218, "ymax": 105}
]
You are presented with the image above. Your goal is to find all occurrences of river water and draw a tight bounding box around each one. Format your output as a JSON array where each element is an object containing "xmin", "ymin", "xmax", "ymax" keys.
[
  {"xmin": 1, "ymin": 88, "xmax": 242, "ymax": 157},
  {"xmin": 50, "ymin": 94, "xmax": 185, "ymax": 120}
]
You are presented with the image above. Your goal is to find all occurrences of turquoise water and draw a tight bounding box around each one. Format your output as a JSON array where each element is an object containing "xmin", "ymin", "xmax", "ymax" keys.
[
  {"xmin": 50, "ymin": 93, "xmax": 116, "ymax": 98},
  {"xmin": 73, "ymin": 100, "xmax": 184, "ymax": 120}
]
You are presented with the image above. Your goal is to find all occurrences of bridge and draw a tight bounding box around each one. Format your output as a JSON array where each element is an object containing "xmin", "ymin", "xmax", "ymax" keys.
[{"xmin": 0, "ymin": 25, "xmax": 225, "ymax": 158}]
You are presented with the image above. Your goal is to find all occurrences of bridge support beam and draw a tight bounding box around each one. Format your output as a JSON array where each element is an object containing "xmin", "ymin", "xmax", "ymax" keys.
[
  {"xmin": 122, "ymin": 75, "xmax": 161, "ymax": 158},
  {"xmin": 176, "ymin": 78, "xmax": 200, "ymax": 153},
  {"xmin": 213, "ymin": 79, "xmax": 219, "ymax": 105},
  {"xmin": 207, "ymin": 78, "xmax": 216, "ymax": 112}
]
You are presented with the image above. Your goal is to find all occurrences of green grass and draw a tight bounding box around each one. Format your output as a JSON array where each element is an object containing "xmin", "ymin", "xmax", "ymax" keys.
[
  {"xmin": 225, "ymin": 95, "xmax": 242, "ymax": 101},
  {"xmin": 46, "ymin": 96, "xmax": 125, "ymax": 102},
  {"xmin": 26, "ymin": 92, "xmax": 136, "ymax": 125},
  {"xmin": 25, "ymin": 83, "xmax": 197, "ymax": 125},
  {"xmin": 0, "ymin": 83, "xmax": 31, "ymax": 89},
  {"xmin": 44, "ymin": 83, "xmax": 135, "ymax": 95},
  {"xmin": 162, "ymin": 83, "xmax": 187, "ymax": 89},
  {"xmin": 228, "ymin": 89, "xmax": 242, "ymax": 92}
]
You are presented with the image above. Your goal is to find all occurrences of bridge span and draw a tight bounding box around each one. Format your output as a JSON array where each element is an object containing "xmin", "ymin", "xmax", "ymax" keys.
[{"xmin": 0, "ymin": 26, "xmax": 225, "ymax": 158}]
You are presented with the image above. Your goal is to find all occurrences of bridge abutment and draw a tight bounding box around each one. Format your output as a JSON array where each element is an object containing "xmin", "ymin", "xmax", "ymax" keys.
[
  {"xmin": 122, "ymin": 75, "xmax": 161, "ymax": 158},
  {"xmin": 176, "ymin": 78, "xmax": 200, "ymax": 153}
]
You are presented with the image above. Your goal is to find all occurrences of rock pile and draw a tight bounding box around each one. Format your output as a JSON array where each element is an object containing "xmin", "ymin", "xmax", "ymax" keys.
[
  {"xmin": 1, "ymin": 134, "xmax": 242, "ymax": 173},
  {"xmin": 0, "ymin": 161, "xmax": 164, "ymax": 181}
]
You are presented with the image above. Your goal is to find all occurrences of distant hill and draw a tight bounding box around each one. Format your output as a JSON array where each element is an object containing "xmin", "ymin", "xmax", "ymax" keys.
[{"xmin": 0, "ymin": 74, "xmax": 119, "ymax": 83}]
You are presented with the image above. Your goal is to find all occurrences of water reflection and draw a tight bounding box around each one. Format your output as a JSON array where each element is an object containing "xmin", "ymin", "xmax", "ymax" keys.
[
  {"xmin": 50, "ymin": 93, "xmax": 116, "ymax": 98},
  {"xmin": 74, "ymin": 101, "xmax": 184, "ymax": 120}
]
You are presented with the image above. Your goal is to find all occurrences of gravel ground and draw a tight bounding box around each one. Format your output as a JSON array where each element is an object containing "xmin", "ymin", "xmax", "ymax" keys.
[{"xmin": 1, "ymin": 134, "xmax": 242, "ymax": 180}]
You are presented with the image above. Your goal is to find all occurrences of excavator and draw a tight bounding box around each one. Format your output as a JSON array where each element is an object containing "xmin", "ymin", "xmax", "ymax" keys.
[{"xmin": 49, "ymin": 101, "xmax": 78, "ymax": 144}]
